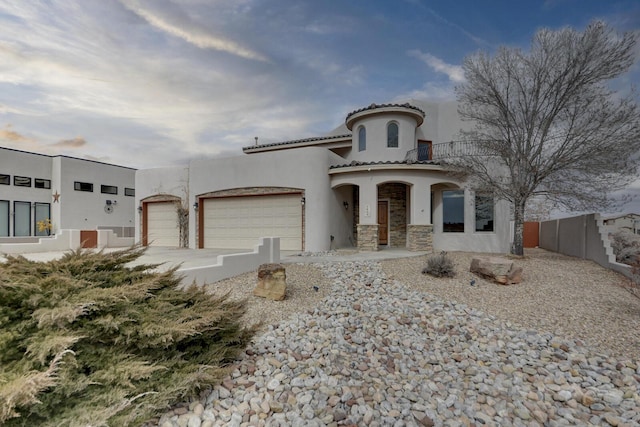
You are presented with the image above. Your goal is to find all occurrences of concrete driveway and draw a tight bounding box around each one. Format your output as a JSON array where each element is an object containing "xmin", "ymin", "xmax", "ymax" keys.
[{"xmin": 2, "ymin": 246, "xmax": 428, "ymax": 268}]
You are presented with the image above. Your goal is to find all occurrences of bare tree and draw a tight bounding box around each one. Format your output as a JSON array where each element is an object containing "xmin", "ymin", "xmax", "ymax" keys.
[{"xmin": 454, "ymin": 21, "xmax": 640, "ymax": 255}]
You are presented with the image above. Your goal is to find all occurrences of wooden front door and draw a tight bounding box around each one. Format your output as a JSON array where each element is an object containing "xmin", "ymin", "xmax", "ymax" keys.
[{"xmin": 378, "ymin": 201, "xmax": 388, "ymax": 245}]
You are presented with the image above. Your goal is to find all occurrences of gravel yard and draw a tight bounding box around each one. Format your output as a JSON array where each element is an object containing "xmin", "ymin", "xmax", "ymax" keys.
[
  {"xmin": 207, "ymin": 248, "xmax": 639, "ymax": 360},
  {"xmin": 156, "ymin": 250, "xmax": 640, "ymax": 427},
  {"xmin": 381, "ymin": 248, "xmax": 640, "ymax": 360}
]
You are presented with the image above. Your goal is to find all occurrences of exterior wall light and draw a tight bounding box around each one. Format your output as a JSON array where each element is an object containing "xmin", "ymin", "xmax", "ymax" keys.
[
  {"xmin": 193, "ymin": 201, "xmax": 199, "ymax": 211},
  {"xmin": 301, "ymin": 197, "xmax": 305, "ymax": 206},
  {"xmin": 343, "ymin": 201, "xmax": 349, "ymax": 210},
  {"xmin": 137, "ymin": 206, "xmax": 143, "ymax": 213}
]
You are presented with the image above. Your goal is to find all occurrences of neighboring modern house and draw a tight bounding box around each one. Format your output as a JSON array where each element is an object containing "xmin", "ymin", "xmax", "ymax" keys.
[
  {"xmin": 0, "ymin": 147, "xmax": 136, "ymax": 242},
  {"xmin": 136, "ymin": 100, "xmax": 512, "ymax": 253},
  {"xmin": 603, "ymin": 213, "xmax": 640, "ymax": 235}
]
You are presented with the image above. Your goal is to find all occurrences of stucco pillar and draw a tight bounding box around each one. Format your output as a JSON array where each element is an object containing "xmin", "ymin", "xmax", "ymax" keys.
[
  {"xmin": 409, "ymin": 179, "xmax": 431, "ymax": 225},
  {"xmin": 406, "ymin": 179, "xmax": 433, "ymax": 252},
  {"xmin": 357, "ymin": 180, "xmax": 378, "ymax": 251}
]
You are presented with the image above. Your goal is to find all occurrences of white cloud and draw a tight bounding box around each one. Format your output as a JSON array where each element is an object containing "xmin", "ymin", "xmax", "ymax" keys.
[
  {"xmin": 408, "ymin": 50, "xmax": 465, "ymax": 83},
  {"xmin": 117, "ymin": 0, "xmax": 268, "ymax": 61}
]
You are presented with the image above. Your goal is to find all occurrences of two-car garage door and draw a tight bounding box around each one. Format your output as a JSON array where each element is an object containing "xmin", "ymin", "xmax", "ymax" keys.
[{"xmin": 202, "ymin": 194, "xmax": 302, "ymax": 250}]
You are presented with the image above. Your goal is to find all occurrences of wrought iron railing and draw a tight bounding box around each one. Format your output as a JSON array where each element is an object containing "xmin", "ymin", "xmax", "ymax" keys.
[{"xmin": 405, "ymin": 141, "xmax": 491, "ymax": 162}]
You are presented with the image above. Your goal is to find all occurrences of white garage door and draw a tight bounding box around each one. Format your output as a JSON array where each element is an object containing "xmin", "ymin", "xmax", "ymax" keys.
[
  {"xmin": 203, "ymin": 194, "xmax": 302, "ymax": 250},
  {"xmin": 146, "ymin": 202, "xmax": 180, "ymax": 247}
]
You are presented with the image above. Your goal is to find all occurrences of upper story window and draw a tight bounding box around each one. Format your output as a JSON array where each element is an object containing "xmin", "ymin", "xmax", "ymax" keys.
[
  {"xmin": 0, "ymin": 174, "xmax": 9, "ymax": 185},
  {"xmin": 101, "ymin": 185, "xmax": 118, "ymax": 195},
  {"xmin": 14, "ymin": 176, "xmax": 31, "ymax": 187},
  {"xmin": 387, "ymin": 122, "xmax": 398, "ymax": 148},
  {"xmin": 124, "ymin": 187, "xmax": 135, "ymax": 197},
  {"xmin": 34, "ymin": 178, "xmax": 51, "ymax": 189},
  {"xmin": 358, "ymin": 126, "xmax": 366, "ymax": 152},
  {"xmin": 74, "ymin": 181, "xmax": 93, "ymax": 192}
]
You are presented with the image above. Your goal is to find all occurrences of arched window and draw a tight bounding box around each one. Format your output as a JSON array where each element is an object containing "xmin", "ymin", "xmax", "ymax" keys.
[
  {"xmin": 358, "ymin": 126, "xmax": 366, "ymax": 151},
  {"xmin": 387, "ymin": 122, "xmax": 398, "ymax": 148}
]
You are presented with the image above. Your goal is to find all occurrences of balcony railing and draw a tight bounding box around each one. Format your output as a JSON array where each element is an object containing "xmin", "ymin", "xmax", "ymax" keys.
[{"xmin": 405, "ymin": 141, "xmax": 491, "ymax": 162}]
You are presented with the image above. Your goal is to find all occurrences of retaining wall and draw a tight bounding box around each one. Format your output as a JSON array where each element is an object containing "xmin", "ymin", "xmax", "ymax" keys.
[
  {"xmin": 0, "ymin": 229, "xmax": 134, "ymax": 254},
  {"xmin": 539, "ymin": 214, "xmax": 631, "ymax": 278},
  {"xmin": 177, "ymin": 237, "xmax": 280, "ymax": 287}
]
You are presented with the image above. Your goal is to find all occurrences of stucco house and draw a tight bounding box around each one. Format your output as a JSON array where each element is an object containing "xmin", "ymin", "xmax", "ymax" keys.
[
  {"xmin": 603, "ymin": 213, "xmax": 640, "ymax": 235},
  {"xmin": 0, "ymin": 146, "xmax": 136, "ymax": 243},
  {"xmin": 136, "ymin": 100, "xmax": 512, "ymax": 253}
]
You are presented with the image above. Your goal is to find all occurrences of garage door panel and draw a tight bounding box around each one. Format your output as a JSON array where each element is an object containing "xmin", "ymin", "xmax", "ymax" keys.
[
  {"xmin": 203, "ymin": 195, "xmax": 302, "ymax": 250},
  {"xmin": 146, "ymin": 202, "xmax": 179, "ymax": 247}
]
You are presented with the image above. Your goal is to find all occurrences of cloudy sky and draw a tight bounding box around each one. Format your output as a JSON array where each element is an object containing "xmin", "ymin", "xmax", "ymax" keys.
[{"xmin": 0, "ymin": 0, "xmax": 639, "ymax": 171}]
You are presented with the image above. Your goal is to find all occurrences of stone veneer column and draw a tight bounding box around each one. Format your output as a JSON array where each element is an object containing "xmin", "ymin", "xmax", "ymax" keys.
[
  {"xmin": 357, "ymin": 224, "xmax": 379, "ymax": 251},
  {"xmin": 407, "ymin": 225, "xmax": 433, "ymax": 252}
]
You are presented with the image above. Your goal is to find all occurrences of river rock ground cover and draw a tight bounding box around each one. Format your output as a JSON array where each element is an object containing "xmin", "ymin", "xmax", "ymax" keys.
[{"xmin": 151, "ymin": 250, "xmax": 640, "ymax": 427}]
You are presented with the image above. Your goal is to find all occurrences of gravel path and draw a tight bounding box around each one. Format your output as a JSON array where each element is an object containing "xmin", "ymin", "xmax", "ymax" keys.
[{"xmin": 151, "ymin": 249, "xmax": 640, "ymax": 427}]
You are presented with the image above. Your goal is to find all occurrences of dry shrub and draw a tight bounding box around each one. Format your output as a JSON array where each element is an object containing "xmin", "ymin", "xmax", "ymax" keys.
[{"xmin": 421, "ymin": 251, "xmax": 456, "ymax": 278}]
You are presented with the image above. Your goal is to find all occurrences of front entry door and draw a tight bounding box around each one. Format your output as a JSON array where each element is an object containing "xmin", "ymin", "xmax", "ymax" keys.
[{"xmin": 378, "ymin": 201, "xmax": 388, "ymax": 245}]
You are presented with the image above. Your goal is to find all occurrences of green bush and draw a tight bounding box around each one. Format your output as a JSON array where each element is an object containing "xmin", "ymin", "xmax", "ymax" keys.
[
  {"xmin": 0, "ymin": 247, "xmax": 256, "ymax": 426},
  {"xmin": 421, "ymin": 251, "xmax": 456, "ymax": 278}
]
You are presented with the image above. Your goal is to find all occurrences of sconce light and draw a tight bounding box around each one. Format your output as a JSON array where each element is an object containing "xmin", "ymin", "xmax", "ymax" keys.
[
  {"xmin": 343, "ymin": 201, "xmax": 349, "ymax": 210},
  {"xmin": 301, "ymin": 197, "xmax": 305, "ymax": 206},
  {"xmin": 193, "ymin": 201, "xmax": 199, "ymax": 211},
  {"xmin": 137, "ymin": 206, "xmax": 143, "ymax": 213}
]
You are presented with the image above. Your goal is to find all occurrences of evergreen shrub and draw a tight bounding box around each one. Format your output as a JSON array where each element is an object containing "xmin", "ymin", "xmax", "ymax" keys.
[{"xmin": 0, "ymin": 247, "xmax": 256, "ymax": 426}]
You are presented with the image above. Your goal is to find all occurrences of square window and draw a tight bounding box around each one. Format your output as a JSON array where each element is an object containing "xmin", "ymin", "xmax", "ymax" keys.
[
  {"xmin": 0, "ymin": 174, "xmax": 9, "ymax": 185},
  {"xmin": 101, "ymin": 185, "xmax": 118, "ymax": 195},
  {"xmin": 124, "ymin": 187, "xmax": 135, "ymax": 197},
  {"xmin": 74, "ymin": 181, "xmax": 93, "ymax": 192},
  {"xmin": 14, "ymin": 176, "xmax": 31, "ymax": 187},
  {"xmin": 34, "ymin": 178, "xmax": 51, "ymax": 189}
]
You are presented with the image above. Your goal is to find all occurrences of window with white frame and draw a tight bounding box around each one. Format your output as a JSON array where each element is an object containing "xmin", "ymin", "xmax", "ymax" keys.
[
  {"xmin": 387, "ymin": 122, "xmax": 398, "ymax": 148},
  {"xmin": 358, "ymin": 126, "xmax": 366, "ymax": 151}
]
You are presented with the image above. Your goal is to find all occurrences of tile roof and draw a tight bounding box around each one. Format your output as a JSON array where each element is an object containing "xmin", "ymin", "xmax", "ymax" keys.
[
  {"xmin": 345, "ymin": 102, "xmax": 425, "ymax": 122},
  {"xmin": 242, "ymin": 134, "xmax": 351, "ymax": 151},
  {"xmin": 329, "ymin": 159, "xmax": 440, "ymax": 169}
]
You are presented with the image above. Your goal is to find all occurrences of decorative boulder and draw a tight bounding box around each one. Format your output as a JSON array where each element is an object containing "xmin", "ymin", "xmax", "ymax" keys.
[
  {"xmin": 254, "ymin": 263, "xmax": 287, "ymax": 301},
  {"xmin": 470, "ymin": 256, "xmax": 523, "ymax": 285}
]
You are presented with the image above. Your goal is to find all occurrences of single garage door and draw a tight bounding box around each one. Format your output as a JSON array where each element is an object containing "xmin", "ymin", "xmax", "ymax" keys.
[
  {"xmin": 203, "ymin": 194, "xmax": 302, "ymax": 250},
  {"xmin": 146, "ymin": 202, "xmax": 180, "ymax": 247}
]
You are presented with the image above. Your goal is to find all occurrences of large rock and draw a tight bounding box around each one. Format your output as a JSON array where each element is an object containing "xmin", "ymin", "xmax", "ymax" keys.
[
  {"xmin": 253, "ymin": 263, "xmax": 287, "ymax": 300},
  {"xmin": 470, "ymin": 256, "xmax": 523, "ymax": 285}
]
